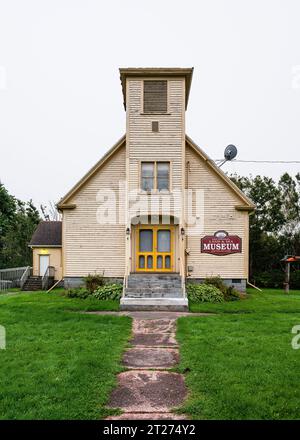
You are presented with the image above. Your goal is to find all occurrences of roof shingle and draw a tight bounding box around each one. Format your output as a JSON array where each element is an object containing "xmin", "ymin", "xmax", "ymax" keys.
[{"xmin": 29, "ymin": 221, "xmax": 62, "ymax": 247}]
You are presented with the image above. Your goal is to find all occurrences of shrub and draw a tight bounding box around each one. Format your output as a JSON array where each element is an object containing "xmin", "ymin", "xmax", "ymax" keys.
[
  {"xmin": 250, "ymin": 269, "xmax": 300, "ymax": 289},
  {"xmin": 93, "ymin": 283, "xmax": 122, "ymax": 301},
  {"xmin": 204, "ymin": 275, "xmax": 241, "ymax": 301},
  {"xmin": 65, "ymin": 288, "xmax": 91, "ymax": 299},
  {"xmin": 84, "ymin": 273, "xmax": 105, "ymax": 293},
  {"xmin": 186, "ymin": 283, "xmax": 224, "ymax": 303},
  {"xmin": 291, "ymin": 270, "xmax": 300, "ymax": 290}
]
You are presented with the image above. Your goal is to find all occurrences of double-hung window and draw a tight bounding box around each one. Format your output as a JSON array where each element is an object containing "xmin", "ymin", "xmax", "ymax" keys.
[{"xmin": 141, "ymin": 162, "xmax": 170, "ymax": 192}]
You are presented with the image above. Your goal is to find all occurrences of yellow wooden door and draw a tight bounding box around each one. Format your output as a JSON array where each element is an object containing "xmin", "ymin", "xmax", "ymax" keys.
[{"xmin": 136, "ymin": 225, "xmax": 174, "ymax": 272}]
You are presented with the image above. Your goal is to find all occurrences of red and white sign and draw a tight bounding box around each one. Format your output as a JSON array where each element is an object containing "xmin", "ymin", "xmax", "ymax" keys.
[{"xmin": 201, "ymin": 230, "xmax": 242, "ymax": 255}]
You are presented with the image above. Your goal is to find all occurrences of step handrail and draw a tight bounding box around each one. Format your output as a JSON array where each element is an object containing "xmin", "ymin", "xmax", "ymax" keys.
[
  {"xmin": 20, "ymin": 266, "xmax": 32, "ymax": 290},
  {"xmin": 42, "ymin": 266, "xmax": 55, "ymax": 290},
  {"xmin": 122, "ymin": 264, "xmax": 128, "ymax": 298},
  {"xmin": 179, "ymin": 258, "xmax": 186, "ymax": 298}
]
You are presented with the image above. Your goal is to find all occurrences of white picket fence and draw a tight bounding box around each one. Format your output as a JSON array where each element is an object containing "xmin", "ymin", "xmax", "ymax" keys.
[{"xmin": 0, "ymin": 266, "xmax": 31, "ymax": 292}]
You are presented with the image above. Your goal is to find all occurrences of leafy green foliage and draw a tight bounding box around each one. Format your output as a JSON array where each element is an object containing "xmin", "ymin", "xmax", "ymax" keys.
[
  {"xmin": 64, "ymin": 283, "xmax": 123, "ymax": 301},
  {"xmin": 252, "ymin": 269, "xmax": 300, "ymax": 289},
  {"xmin": 84, "ymin": 273, "xmax": 105, "ymax": 293},
  {"xmin": 204, "ymin": 276, "xmax": 241, "ymax": 301},
  {"xmin": 230, "ymin": 172, "xmax": 300, "ymax": 286},
  {"xmin": 0, "ymin": 183, "xmax": 40, "ymax": 268},
  {"xmin": 186, "ymin": 283, "xmax": 224, "ymax": 303},
  {"xmin": 65, "ymin": 288, "xmax": 91, "ymax": 299},
  {"xmin": 93, "ymin": 283, "xmax": 123, "ymax": 301}
]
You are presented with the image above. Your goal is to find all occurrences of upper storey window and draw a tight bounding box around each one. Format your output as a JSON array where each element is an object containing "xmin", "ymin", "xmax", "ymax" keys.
[
  {"xmin": 141, "ymin": 162, "xmax": 170, "ymax": 192},
  {"xmin": 143, "ymin": 80, "xmax": 168, "ymax": 114}
]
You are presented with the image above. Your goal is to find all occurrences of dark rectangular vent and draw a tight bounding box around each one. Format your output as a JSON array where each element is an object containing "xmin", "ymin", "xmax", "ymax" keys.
[
  {"xmin": 152, "ymin": 121, "xmax": 159, "ymax": 132},
  {"xmin": 144, "ymin": 80, "xmax": 167, "ymax": 113}
]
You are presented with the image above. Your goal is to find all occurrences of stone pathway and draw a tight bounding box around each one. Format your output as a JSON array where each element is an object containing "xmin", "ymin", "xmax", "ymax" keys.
[{"xmin": 105, "ymin": 313, "xmax": 189, "ymax": 420}]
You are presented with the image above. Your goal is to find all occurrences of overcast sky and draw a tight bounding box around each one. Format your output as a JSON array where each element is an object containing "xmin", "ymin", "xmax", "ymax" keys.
[{"xmin": 0, "ymin": 0, "xmax": 299, "ymax": 207}]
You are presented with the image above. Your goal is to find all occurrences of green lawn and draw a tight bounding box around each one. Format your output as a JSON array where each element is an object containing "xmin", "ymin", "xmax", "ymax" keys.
[
  {"xmin": 0, "ymin": 290, "xmax": 131, "ymax": 419},
  {"xmin": 177, "ymin": 289, "xmax": 300, "ymax": 419},
  {"xmin": 1, "ymin": 288, "xmax": 300, "ymax": 420}
]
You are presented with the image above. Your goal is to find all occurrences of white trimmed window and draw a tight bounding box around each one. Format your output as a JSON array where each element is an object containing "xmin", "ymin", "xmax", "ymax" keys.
[{"xmin": 141, "ymin": 162, "xmax": 170, "ymax": 192}]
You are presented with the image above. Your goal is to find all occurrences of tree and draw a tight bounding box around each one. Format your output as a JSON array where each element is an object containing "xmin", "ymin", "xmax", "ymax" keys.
[
  {"xmin": 40, "ymin": 201, "xmax": 61, "ymax": 221},
  {"xmin": 230, "ymin": 173, "xmax": 300, "ymax": 285},
  {"xmin": 0, "ymin": 183, "xmax": 40, "ymax": 268}
]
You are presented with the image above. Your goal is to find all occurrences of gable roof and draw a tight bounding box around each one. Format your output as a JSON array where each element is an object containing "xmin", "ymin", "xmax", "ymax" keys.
[
  {"xmin": 57, "ymin": 135, "xmax": 126, "ymax": 209},
  {"xmin": 29, "ymin": 221, "xmax": 62, "ymax": 247},
  {"xmin": 186, "ymin": 135, "xmax": 255, "ymax": 209},
  {"xmin": 57, "ymin": 133, "xmax": 254, "ymax": 211}
]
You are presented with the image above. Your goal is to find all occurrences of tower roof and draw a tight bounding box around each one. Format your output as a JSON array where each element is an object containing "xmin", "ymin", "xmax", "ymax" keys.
[{"xmin": 119, "ymin": 67, "xmax": 194, "ymax": 110}]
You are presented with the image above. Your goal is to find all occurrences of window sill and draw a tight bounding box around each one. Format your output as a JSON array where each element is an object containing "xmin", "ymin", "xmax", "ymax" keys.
[
  {"xmin": 138, "ymin": 190, "xmax": 172, "ymax": 196},
  {"xmin": 140, "ymin": 112, "xmax": 171, "ymax": 116}
]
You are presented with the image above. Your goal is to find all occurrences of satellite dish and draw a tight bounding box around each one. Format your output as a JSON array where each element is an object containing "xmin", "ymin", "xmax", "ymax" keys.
[{"xmin": 224, "ymin": 144, "xmax": 238, "ymax": 161}]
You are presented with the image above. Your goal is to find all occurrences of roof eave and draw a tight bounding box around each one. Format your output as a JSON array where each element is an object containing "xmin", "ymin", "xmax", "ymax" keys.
[
  {"xmin": 57, "ymin": 134, "xmax": 126, "ymax": 208},
  {"xmin": 186, "ymin": 135, "xmax": 255, "ymax": 210},
  {"xmin": 29, "ymin": 245, "xmax": 62, "ymax": 248}
]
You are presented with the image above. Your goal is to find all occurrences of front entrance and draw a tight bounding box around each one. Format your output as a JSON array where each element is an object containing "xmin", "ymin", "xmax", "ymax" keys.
[{"xmin": 135, "ymin": 225, "xmax": 175, "ymax": 272}]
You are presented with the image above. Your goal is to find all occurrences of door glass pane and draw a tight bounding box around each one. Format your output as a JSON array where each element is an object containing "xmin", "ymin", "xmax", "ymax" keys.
[
  {"xmin": 157, "ymin": 255, "xmax": 163, "ymax": 269},
  {"xmin": 141, "ymin": 163, "xmax": 154, "ymax": 191},
  {"xmin": 147, "ymin": 255, "xmax": 153, "ymax": 269},
  {"xmin": 139, "ymin": 255, "xmax": 145, "ymax": 269},
  {"xmin": 157, "ymin": 230, "xmax": 171, "ymax": 252},
  {"xmin": 139, "ymin": 230, "xmax": 153, "ymax": 252},
  {"xmin": 157, "ymin": 162, "xmax": 170, "ymax": 191},
  {"xmin": 165, "ymin": 255, "xmax": 171, "ymax": 269}
]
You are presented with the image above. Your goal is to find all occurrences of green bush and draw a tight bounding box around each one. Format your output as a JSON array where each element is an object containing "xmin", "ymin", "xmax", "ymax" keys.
[
  {"xmin": 93, "ymin": 283, "xmax": 122, "ymax": 301},
  {"xmin": 291, "ymin": 270, "xmax": 300, "ymax": 290},
  {"xmin": 186, "ymin": 283, "xmax": 224, "ymax": 303},
  {"xmin": 204, "ymin": 276, "xmax": 241, "ymax": 301},
  {"xmin": 84, "ymin": 273, "xmax": 105, "ymax": 293},
  {"xmin": 252, "ymin": 269, "xmax": 300, "ymax": 289},
  {"xmin": 65, "ymin": 288, "xmax": 91, "ymax": 299}
]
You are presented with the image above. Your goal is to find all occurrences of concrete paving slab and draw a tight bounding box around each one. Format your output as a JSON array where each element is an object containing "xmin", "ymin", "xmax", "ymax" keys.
[
  {"xmin": 133, "ymin": 319, "xmax": 176, "ymax": 334},
  {"xmin": 108, "ymin": 371, "xmax": 187, "ymax": 413},
  {"xmin": 131, "ymin": 332, "xmax": 178, "ymax": 347},
  {"xmin": 123, "ymin": 348, "xmax": 179, "ymax": 369},
  {"xmin": 106, "ymin": 412, "xmax": 187, "ymax": 420}
]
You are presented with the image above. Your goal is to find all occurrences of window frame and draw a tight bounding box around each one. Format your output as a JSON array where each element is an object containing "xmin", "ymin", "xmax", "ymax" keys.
[{"xmin": 140, "ymin": 161, "xmax": 171, "ymax": 193}]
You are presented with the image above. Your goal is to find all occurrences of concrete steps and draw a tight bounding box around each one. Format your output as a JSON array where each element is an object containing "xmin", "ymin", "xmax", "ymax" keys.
[
  {"xmin": 121, "ymin": 274, "xmax": 188, "ymax": 311},
  {"xmin": 22, "ymin": 276, "xmax": 43, "ymax": 291},
  {"xmin": 120, "ymin": 297, "xmax": 188, "ymax": 311},
  {"xmin": 21, "ymin": 276, "xmax": 55, "ymax": 291}
]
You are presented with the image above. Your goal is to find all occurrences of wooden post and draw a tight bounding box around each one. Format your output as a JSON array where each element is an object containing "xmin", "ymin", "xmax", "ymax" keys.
[{"xmin": 284, "ymin": 261, "xmax": 290, "ymax": 294}]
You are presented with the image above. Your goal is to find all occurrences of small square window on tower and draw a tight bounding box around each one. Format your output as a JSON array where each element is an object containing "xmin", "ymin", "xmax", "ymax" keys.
[
  {"xmin": 143, "ymin": 80, "xmax": 167, "ymax": 113},
  {"xmin": 152, "ymin": 121, "xmax": 159, "ymax": 132}
]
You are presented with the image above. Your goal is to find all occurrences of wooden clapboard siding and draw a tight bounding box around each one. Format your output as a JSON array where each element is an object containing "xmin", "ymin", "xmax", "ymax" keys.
[
  {"xmin": 185, "ymin": 144, "xmax": 249, "ymax": 279},
  {"xmin": 126, "ymin": 78, "xmax": 185, "ymax": 216},
  {"xmin": 62, "ymin": 145, "xmax": 126, "ymax": 278}
]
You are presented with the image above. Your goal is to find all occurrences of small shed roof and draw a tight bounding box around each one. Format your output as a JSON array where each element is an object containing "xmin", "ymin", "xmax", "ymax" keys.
[{"xmin": 29, "ymin": 221, "xmax": 62, "ymax": 247}]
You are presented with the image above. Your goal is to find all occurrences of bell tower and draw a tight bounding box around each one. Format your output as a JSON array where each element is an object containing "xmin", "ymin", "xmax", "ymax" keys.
[{"xmin": 119, "ymin": 68, "xmax": 193, "ymax": 209}]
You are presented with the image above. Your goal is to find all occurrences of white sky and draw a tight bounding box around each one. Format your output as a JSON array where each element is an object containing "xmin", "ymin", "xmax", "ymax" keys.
[{"xmin": 0, "ymin": 0, "xmax": 299, "ymax": 207}]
